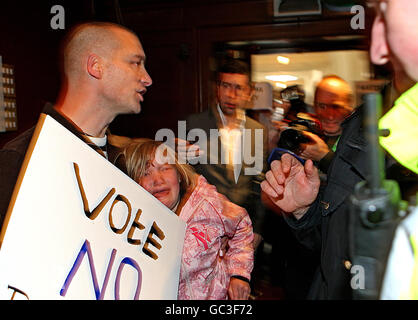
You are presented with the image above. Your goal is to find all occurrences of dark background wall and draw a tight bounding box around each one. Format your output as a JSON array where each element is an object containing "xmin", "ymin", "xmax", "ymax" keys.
[{"xmin": 0, "ymin": 0, "xmax": 371, "ymax": 148}]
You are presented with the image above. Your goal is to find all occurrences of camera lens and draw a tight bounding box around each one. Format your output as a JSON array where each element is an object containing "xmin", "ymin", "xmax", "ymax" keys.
[{"xmin": 278, "ymin": 128, "xmax": 308, "ymax": 153}]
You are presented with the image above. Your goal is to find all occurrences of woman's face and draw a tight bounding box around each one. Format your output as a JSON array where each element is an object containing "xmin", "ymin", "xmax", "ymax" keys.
[{"xmin": 137, "ymin": 157, "xmax": 181, "ymax": 210}]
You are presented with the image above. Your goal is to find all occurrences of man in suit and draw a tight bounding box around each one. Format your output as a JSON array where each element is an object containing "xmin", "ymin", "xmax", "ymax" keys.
[{"xmin": 185, "ymin": 59, "xmax": 267, "ymax": 248}]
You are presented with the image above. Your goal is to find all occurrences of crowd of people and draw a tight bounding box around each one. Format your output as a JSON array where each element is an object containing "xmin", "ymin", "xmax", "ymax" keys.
[{"xmin": 0, "ymin": 0, "xmax": 417, "ymax": 300}]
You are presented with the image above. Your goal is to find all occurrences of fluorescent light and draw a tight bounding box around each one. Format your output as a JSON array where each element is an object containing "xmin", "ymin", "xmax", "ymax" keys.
[
  {"xmin": 275, "ymin": 82, "xmax": 287, "ymax": 89},
  {"xmin": 276, "ymin": 56, "xmax": 290, "ymax": 64},
  {"xmin": 266, "ymin": 75, "xmax": 298, "ymax": 82}
]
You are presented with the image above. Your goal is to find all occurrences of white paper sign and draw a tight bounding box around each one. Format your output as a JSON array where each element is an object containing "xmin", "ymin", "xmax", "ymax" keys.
[
  {"xmin": 251, "ymin": 82, "xmax": 273, "ymax": 110},
  {"xmin": 0, "ymin": 115, "xmax": 186, "ymax": 300}
]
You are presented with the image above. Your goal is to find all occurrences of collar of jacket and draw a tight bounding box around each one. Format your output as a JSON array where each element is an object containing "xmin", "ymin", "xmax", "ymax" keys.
[
  {"xmin": 211, "ymin": 104, "xmax": 247, "ymax": 129},
  {"xmin": 319, "ymin": 107, "xmax": 368, "ymax": 216},
  {"xmin": 41, "ymin": 103, "xmax": 119, "ymax": 162},
  {"xmin": 338, "ymin": 106, "xmax": 368, "ymax": 178},
  {"xmin": 41, "ymin": 103, "xmax": 87, "ymax": 142},
  {"xmin": 379, "ymin": 83, "xmax": 418, "ymax": 175}
]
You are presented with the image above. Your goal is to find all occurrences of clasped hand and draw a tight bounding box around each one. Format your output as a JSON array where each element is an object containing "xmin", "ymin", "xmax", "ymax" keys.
[{"xmin": 260, "ymin": 153, "xmax": 320, "ymax": 219}]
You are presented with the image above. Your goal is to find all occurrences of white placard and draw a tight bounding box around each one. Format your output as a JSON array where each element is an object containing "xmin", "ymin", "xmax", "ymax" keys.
[
  {"xmin": 251, "ymin": 82, "xmax": 273, "ymax": 110},
  {"xmin": 0, "ymin": 114, "xmax": 186, "ymax": 300}
]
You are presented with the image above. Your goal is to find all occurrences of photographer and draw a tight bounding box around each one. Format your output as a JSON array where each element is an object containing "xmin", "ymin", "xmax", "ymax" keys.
[
  {"xmin": 301, "ymin": 76, "xmax": 354, "ymax": 172},
  {"xmin": 280, "ymin": 85, "xmax": 312, "ymax": 121},
  {"xmin": 275, "ymin": 76, "xmax": 354, "ymax": 175},
  {"xmin": 271, "ymin": 86, "xmax": 312, "ymax": 135}
]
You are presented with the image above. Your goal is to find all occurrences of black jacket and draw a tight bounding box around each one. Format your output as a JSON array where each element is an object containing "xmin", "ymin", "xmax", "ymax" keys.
[
  {"xmin": 0, "ymin": 103, "xmax": 120, "ymax": 229},
  {"xmin": 284, "ymin": 104, "xmax": 418, "ymax": 299},
  {"xmin": 284, "ymin": 106, "xmax": 369, "ymax": 299}
]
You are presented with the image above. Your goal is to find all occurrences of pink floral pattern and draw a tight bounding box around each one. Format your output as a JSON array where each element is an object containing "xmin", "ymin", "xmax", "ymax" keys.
[{"xmin": 177, "ymin": 175, "xmax": 254, "ymax": 300}]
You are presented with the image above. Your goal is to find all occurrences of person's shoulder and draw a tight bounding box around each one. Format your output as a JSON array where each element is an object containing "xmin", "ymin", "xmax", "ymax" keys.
[
  {"xmin": 343, "ymin": 105, "xmax": 363, "ymax": 126},
  {"xmin": 194, "ymin": 175, "xmax": 247, "ymax": 216},
  {"xmin": 339, "ymin": 106, "xmax": 364, "ymax": 144},
  {"xmin": 245, "ymin": 115, "xmax": 265, "ymax": 130},
  {"xmin": 186, "ymin": 108, "xmax": 217, "ymax": 131},
  {"xmin": 1, "ymin": 127, "xmax": 35, "ymax": 156},
  {"xmin": 186, "ymin": 109, "xmax": 212, "ymax": 122},
  {"xmin": 193, "ymin": 175, "xmax": 219, "ymax": 199},
  {"xmin": 191, "ymin": 176, "xmax": 223, "ymax": 209}
]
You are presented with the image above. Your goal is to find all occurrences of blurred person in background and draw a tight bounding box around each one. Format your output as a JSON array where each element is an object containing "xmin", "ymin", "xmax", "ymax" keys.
[
  {"xmin": 184, "ymin": 59, "xmax": 268, "ymax": 251},
  {"xmin": 274, "ymin": 76, "xmax": 354, "ymax": 175}
]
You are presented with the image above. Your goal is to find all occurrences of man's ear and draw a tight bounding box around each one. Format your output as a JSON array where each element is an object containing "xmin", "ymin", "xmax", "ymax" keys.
[
  {"xmin": 370, "ymin": 15, "xmax": 390, "ymax": 66},
  {"xmin": 86, "ymin": 54, "xmax": 102, "ymax": 79}
]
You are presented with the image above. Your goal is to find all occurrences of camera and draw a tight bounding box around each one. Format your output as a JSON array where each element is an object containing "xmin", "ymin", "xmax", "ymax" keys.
[
  {"xmin": 277, "ymin": 113, "xmax": 322, "ymax": 153},
  {"xmin": 279, "ymin": 85, "xmax": 310, "ymax": 120},
  {"xmin": 280, "ymin": 85, "xmax": 305, "ymax": 103}
]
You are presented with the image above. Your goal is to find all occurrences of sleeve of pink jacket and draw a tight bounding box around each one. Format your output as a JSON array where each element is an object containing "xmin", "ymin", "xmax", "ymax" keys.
[{"xmin": 221, "ymin": 199, "xmax": 254, "ymax": 282}]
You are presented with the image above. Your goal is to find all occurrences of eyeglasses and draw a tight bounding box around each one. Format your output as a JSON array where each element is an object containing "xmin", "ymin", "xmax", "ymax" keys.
[{"xmin": 218, "ymin": 81, "xmax": 249, "ymax": 96}]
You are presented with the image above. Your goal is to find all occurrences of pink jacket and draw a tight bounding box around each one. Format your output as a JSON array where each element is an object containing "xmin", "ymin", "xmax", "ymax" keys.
[{"xmin": 176, "ymin": 175, "xmax": 254, "ymax": 300}]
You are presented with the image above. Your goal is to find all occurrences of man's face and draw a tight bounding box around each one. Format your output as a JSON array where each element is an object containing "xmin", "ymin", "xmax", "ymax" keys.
[
  {"xmin": 102, "ymin": 29, "xmax": 152, "ymax": 115},
  {"xmin": 370, "ymin": 0, "xmax": 418, "ymax": 83},
  {"xmin": 314, "ymin": 83, "xmax": 352, "ymax": 136},
  {"xmin": 216, "ymin": 73, "xmax": 252, "ymax": 116}
]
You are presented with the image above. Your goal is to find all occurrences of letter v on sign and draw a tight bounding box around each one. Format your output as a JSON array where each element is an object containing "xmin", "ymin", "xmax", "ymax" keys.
[{"xmin": 73, "ymin": 162, "xmax": 115, "ymax": 220}]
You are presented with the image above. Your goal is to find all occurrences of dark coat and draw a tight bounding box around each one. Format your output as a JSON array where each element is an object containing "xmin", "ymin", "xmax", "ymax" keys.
[
  {"xmin": 284, "ymin": 106, "xmax": 369, "ymax": 299},
  {"xmin": 0, "ymin": 103, "xmax": 120, "ymax": 229},
  {"xmin": 284, "ymin": 104, "xmax": 418, "ymax": 299}
]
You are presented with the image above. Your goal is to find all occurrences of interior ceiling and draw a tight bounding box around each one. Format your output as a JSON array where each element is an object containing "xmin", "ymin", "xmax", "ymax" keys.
[
  {"xmin": 253, "ymin": 52, "xmax": 331, "ymax": 73},
  {"xmin": 251, "ymin": 49, "xmax": 371, "ymax": 105}
]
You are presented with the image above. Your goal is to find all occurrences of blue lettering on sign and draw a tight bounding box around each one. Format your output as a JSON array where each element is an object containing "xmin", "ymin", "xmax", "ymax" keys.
[
  {"xmin": 114, "ymin": 257, "xmax": 142, "ymax": 300},
  {"xmin": 59, "ymin": 239, "xmax": 142, "ymax": 299}
]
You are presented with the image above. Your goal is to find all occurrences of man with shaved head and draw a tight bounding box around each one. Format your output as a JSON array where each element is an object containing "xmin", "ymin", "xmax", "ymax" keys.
[
  {"xmin": 297, "ymin": 75, "xmax": 354, "ymax": 173},
  {"xmin": 313, "ymin": 76, "xmax": 353, "ymax": 137},
  {"xmin": 57, "ymin": 22, "xmax": 152, "ymax": 136},
  {"xmin": 0, "ymin": 22, "xmax": 152, "ymax": 227}
]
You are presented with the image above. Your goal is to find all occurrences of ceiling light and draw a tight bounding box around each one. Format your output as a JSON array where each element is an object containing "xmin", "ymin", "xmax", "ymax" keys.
[
  {"xmin": 276, "ymin": 56, "xmax": 290, "ymax": 64},
  {"xmin": 266, "ymin": 75, "xmax": 298, "ymax": 82},
  {"xmin": 275, "ymin": 82, "xmax": 287, "ymax": 89}
]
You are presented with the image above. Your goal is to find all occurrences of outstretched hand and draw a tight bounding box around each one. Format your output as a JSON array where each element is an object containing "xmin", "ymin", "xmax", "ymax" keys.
[{"xmin": 260, "ymin": 153, "xmax": 320, "ymax": 219}]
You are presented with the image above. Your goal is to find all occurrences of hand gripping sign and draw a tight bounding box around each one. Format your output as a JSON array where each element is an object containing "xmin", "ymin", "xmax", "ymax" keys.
[{"xmin": 0, "ymin": 115, "xmax": 186, "ymax": 300}]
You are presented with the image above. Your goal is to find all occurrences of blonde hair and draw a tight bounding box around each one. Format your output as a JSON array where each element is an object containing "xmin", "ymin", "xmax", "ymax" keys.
[{"xmin": 121, "ymin": 138, "xmax": 197, "ymax": 193}]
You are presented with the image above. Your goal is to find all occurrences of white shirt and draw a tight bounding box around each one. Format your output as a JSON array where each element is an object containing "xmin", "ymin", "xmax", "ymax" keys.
[{"xmin": 216, "ymin": 104, "xmax": 246, "ymax": 183}]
